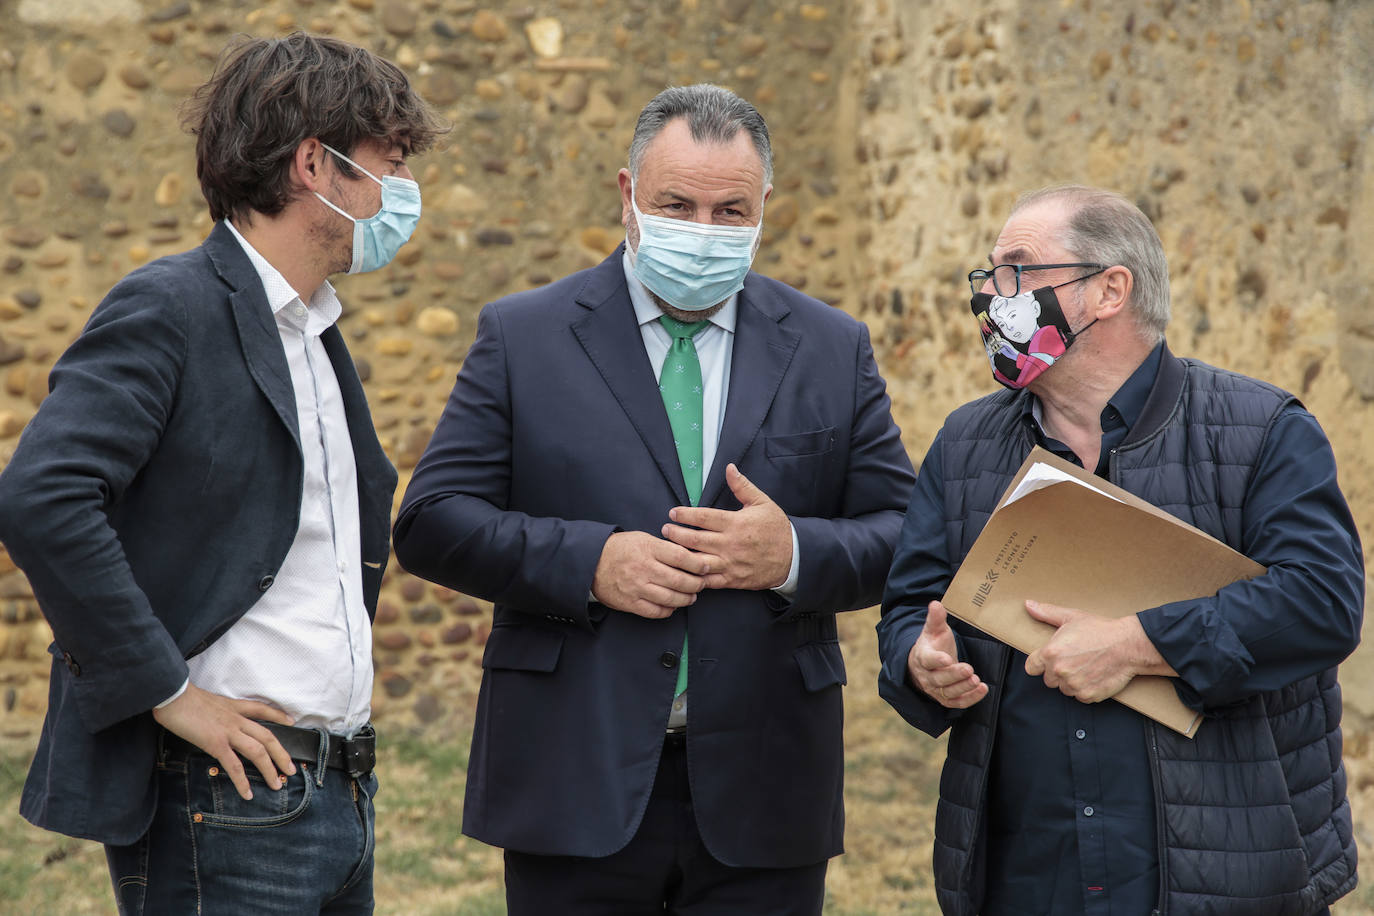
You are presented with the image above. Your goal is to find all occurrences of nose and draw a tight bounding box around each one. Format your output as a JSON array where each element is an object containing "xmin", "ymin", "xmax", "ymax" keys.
[{"xmin": 398, "ymin": 164, "xmax": 415, "ymax": 182}]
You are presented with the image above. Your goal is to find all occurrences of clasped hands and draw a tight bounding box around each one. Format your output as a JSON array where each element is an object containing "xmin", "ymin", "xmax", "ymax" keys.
[
  {"xmin": 906, "ymin": 599, "xmax": 1171, "ymax": 709},
  {"xmin": 591, "ymin": 464, "xmax": 792, "ymax": 619}
]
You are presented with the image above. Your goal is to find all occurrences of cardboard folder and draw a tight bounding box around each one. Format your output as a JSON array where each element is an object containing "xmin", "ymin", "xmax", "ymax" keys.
[{"xmin": 941, "ymin": 446, "xmax": 1267, "ymax": 738}]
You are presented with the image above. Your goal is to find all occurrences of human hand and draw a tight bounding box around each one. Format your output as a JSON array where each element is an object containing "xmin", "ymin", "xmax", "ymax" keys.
[
  {"xmin": 1023, "ymin": 600, "xmax": 1172, "ymax": 702},
  {"xmin": 151, "ymin": 683, "xmax": 297, "ymax": 800},
  {"xmin": 592, "ymin": 530, "xmax": 709, "ymax": 619},
  {"xmin": 661, "ymin": 464, "xmax": 792, "ymax": 591},
  {"xmin": 906, "ymin": 601, "xmax": 987, "ymax": 708}
]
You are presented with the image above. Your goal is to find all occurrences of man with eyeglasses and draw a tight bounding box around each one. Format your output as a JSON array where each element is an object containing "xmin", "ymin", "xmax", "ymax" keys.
[{"xmin": 877, "ymin": 185, "xmax": 1362, "ymax": 915}]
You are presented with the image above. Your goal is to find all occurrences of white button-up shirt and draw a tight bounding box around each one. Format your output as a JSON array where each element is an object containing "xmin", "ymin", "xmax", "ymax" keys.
[{"xmin": 178, "ymin": 221, "xmax": 372, "ymax": 735}]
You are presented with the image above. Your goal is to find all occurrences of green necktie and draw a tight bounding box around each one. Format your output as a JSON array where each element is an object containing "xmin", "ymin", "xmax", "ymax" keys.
[{"xmin": 658, "ymin": 315, "xmax": 709, "ymax": 696}]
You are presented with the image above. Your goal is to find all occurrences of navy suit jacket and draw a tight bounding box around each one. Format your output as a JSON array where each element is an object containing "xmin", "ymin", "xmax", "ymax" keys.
[
  {"xmin": 0, "ymin": 222, "xmax": 396, "ymax": 844},
  {"xmin": 393, "ymin": 249, "xmax": 915, "ymax": 868}
]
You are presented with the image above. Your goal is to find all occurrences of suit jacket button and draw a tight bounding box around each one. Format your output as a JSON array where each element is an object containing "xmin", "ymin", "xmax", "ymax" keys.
[
  {"xmin": 660, "ymin": 651, "xmax": 678, "ymax": 668},
  {"xmin": 258, "ymin": 575, "xmax": 275, "ymax": 592}
]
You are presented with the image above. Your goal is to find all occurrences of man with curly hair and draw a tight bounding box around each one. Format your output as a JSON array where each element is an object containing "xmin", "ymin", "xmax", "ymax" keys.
[{"xmin": 0, "ymin": 33, "xmax": 444, "ymax": 914}]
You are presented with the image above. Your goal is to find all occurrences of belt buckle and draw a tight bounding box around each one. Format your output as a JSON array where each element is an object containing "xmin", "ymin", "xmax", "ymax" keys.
[{"xmin": 340, "ymin": 725, "xmax": 376, "ymax": 779}]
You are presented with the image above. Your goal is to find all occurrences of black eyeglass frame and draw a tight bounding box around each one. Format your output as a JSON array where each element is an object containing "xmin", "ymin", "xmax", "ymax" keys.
[{"xmin": 967, "ymin": 262, "xmax": 1107, "ymax": 297}]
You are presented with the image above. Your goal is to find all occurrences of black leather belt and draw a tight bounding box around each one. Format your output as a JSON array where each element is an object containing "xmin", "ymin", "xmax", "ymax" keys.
[{"xmin": 163, "ymin": 721, "xmax": 377, "ymax": 779}]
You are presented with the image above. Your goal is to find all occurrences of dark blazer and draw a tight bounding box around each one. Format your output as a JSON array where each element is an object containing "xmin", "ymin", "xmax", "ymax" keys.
[
  {"xmin": 393, "ymin": 248, "xmax": 915, "ymax": 868},
  {"xmin": 0, "ymin": 221, "xmax": 397, "ymax": 845}
]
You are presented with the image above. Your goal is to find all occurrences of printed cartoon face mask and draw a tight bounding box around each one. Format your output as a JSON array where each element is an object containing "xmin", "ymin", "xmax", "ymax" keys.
[{"xmin": 970, "ymin": 281, "xmax": 1094, "ymax": 389}]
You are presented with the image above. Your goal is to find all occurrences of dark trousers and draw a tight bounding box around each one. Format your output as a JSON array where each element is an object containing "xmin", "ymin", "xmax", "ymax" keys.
[
  {"xmin": 504, "ymin": 733, "xmax": 828, "ymax": 916},
  {"xmin": 104, "ymin": 735, "xmax": 376, "ymax": 915}
]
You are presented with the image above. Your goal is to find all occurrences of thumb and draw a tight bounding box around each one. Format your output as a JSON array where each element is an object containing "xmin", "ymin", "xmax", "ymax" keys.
[
  {"xmin": 924, "ymin": 600, "xmax": 951, "ymax": 637},
  {"xmin": 1025, "ymin": 599, "xmax": 1070, "ymax": 627},
  {"xmin": 725, "ymin": 463, "xmax": 768, "ymax": 506}
]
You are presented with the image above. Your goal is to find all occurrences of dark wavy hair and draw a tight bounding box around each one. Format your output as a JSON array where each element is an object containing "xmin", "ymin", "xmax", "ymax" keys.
[{"xmin": 181, "ymin": 32, "xmax": 447, "ymax": 222}]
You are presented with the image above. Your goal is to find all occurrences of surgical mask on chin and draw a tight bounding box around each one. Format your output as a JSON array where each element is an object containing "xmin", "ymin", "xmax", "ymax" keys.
[
  {"xmin": 627, "ymin": 180, "xmax": 762, "ymax": 311},
  {"xmin": 314, "ymin": 143, "xmax": 422, "ymax": 274},
  {"xmin": 970, "ymin": 284, "xmax": 1096, "ymax": 390}
]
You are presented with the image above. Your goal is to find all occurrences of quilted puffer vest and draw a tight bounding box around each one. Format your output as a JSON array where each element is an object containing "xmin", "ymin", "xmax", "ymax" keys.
[{"xmin": 929, "ymin": 349, "xmax": 1356, "ymax": 916}]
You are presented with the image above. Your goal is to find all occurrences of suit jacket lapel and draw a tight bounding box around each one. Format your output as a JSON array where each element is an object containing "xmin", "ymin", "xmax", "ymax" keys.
[
  {"xmin": 203, "ymin": 221, "xmax": 302, "ymax": 452},
  {"xmin": 571, "ymin": 250, "xmax": 691, "ymax": 506},
  {"xmin": 699, "ymin": 274, "xmax": 800, "ymax": 509}
]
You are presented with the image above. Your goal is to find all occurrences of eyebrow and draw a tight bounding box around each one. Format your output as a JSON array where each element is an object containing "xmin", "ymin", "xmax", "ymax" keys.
[
  {"xmin": 993, "ymin": 247, "xmax": 1033, "ymax": 265},
  {"xmin": 660, "ymin": 188, "xmax": 752, "ymax": 209}
]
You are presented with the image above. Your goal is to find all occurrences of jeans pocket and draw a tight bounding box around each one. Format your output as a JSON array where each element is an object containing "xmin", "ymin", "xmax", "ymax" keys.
[{"xmin": 190, "ymin": 758, "xmax": 314, "ymax": 829}]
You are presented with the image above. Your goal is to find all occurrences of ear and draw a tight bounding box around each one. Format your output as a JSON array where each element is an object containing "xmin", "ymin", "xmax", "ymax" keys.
[
  {"xmin": 1093, "ymin": 265, "xmax": 1133, "ymax": 321},
  {"xmin": 762, "ymin": 183, "xmax": 773, "ymax": 208},
  {"xmin": 617, "ymin": 168, "xmax": 634, "ymax": 227},
  {"xmin": 292, "ymin": 138, "xmax": 331, "ymax": 194}
]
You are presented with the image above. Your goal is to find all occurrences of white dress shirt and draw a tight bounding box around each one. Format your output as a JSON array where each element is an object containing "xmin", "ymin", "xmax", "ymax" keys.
[{"xmin": 172, "ymin": 221, "xmax": 372, "ymax": 735}]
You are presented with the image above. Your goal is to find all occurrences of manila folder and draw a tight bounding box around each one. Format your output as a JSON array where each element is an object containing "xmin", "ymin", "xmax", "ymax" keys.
[{"xmin": 942, "ymin": 446, "xmax": 1266, "ymax": 739}]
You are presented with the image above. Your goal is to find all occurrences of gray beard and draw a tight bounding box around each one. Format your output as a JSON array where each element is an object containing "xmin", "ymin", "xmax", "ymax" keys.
[
  {"xmin": 652, "ymin": 291, "xmax": 726, "ymax": 324},
  {"xmin": 626, "ymin": 223, "xmax": 729, "ymax": 323}
]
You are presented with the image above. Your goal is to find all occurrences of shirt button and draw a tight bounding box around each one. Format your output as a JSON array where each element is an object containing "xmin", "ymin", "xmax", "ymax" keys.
[
  {"xmin": 1084, "ymin": 806, "xmax": 1095, "ymax": 817},
  {"xmin": 673, "ymin": 698, "xmax": 685, "ymax": 712},
  {"xmin": 293, "ymin": 304, "xmax": 307, "ymax": 318},
  {"xmin": 258, "ymin": 575, "xmax": 275, "ymax": 591},
  {"xmin": 660, "ymin": 651, "xmax": 678, "ymax": 668},
  {"xmin": 338, "ymin": 560, "xmax": 347, "ymax": 573},
  {"xmin": 1075, "ymin": 729, "xmax": 1086, "ymax": 739}
]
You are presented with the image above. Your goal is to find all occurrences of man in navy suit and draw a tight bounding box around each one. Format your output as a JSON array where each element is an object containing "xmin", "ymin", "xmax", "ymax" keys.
[
  {"xmin": 394, "ymin": 84, "xmax": 916, "ymax": 914},
  {"xmin": 0, "ymin": 33, "xmax": 443, "ymax": 914}
]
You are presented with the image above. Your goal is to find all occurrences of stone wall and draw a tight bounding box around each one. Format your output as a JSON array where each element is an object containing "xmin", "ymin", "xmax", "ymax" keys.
[
  {"xmin": 0, "ymin": 0, "xmax": 860, "ymax": 743},
  {"xmin": 1, "ymin": 0, "xmax": 1371, "ymax": 743}
]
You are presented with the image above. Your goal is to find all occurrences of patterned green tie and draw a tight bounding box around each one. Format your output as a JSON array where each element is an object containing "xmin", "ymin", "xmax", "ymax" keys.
[{"xmin": 658, "ymin": 315, "xmax": 709, "ymax": 696}]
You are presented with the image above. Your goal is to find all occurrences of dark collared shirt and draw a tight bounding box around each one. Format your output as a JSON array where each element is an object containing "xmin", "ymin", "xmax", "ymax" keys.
[
  {"xmin": 883, "ymin": 342, "xmax": 1361, "ymax": 915},
  {"xmin": 981, "ymin": 344, "xmax": 1163, "ymax": 916}
]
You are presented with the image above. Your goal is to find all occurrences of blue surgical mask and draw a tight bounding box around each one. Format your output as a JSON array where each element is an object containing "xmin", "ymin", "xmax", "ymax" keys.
[
  {"xmin": 628, "ymin": 180, "xmax": 762, "ymax": 311},
  {"xmin": 314, "ymin": 143, "xmax": 421, "ymax": 274}
]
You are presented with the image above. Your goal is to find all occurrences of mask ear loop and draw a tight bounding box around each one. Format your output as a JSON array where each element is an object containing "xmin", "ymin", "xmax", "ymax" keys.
[
  {"xmin": 1048, "ymin": 266, "xmax": 1107, "ymax": 343},
  {"xmin": 314, "ymin": 142, "xmax": 385, "ymax": 222},
  {"xmin": 320, "ymin": 143, "xmax": 384, "ymax": 186}
]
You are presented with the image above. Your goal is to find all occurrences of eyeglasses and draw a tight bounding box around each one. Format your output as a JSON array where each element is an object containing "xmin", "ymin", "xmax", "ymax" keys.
[{"xmin": 967, "ymin": 262, "xmax": 1107, "ymax": 297}]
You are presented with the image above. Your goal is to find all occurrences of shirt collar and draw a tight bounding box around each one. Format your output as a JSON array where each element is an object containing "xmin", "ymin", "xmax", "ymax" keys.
[
  {"xmin": 1026, "ymin": 340, "xmax": 1166, "ymax": 434},
  {"xmin": 223, "ymin": 219, "xmax": 342, "ymax": 334},
  {"xmin": 620, "ymin": 247, "xmax": 738, "ymax": 334}
]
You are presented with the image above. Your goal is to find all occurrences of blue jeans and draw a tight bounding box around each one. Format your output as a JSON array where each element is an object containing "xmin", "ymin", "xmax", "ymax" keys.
[{"xmin": 105, "ymin": 735, "xmax": 377, "ymax": 915}]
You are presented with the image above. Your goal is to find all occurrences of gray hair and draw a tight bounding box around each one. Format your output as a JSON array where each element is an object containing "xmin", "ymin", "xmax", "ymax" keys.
[
  {"xmin": 1014, "ymin": 185, "xmax": 1171, "ymax": 341},
  {"xmin": 628, "ymin": 84, "xmax": 773, "ymax": 186}
]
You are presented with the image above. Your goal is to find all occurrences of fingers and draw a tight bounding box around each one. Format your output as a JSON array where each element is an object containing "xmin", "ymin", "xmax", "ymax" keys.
[
  {"xmin": 650, "ymin": 537, "xmax": 712, "ymax": 578},
  {"xmin": 1024, "ymin": 599, "xmax": 1070, "ymax": 627},
  {"xmin": 933, "ymin": 679, "xmax": 989, "ymax": 709},
  {"xmin": 231, "ymin": 698, "xmax": 296, "ymax": 727},
  {"xmin": 215, "ymin": 745, "xmax": 256, "ymax": 801},
  {"xmin": 725, "ymin": 463, "xmax": 768, "ymax": 506},
  {"xmin": 227, "ymin": 701, "xmax": 298, "ymax": 778},
  {"xmin": 909, "ymin": 601, "xmax": 987, "ymax": 708},
  {"xmin": 665, "ymin": 507, "xmax": 731, "ymax": 534},
  {"xmin": 628, "ymin": 599, "xmax": 678, "ymax": 620}
]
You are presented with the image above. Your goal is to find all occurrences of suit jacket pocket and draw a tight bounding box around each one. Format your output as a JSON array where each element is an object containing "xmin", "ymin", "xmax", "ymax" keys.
[
  {"xmin": 481, "ymin": 624, "xmax": 565, "ymax": 672},
  {"xmin": 765, "ymin": 427, "xmax": 837, "ymax": 459},
  {"xmin": 794, "ymin": 639, "xmax": 847, "ymax": 692}
]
